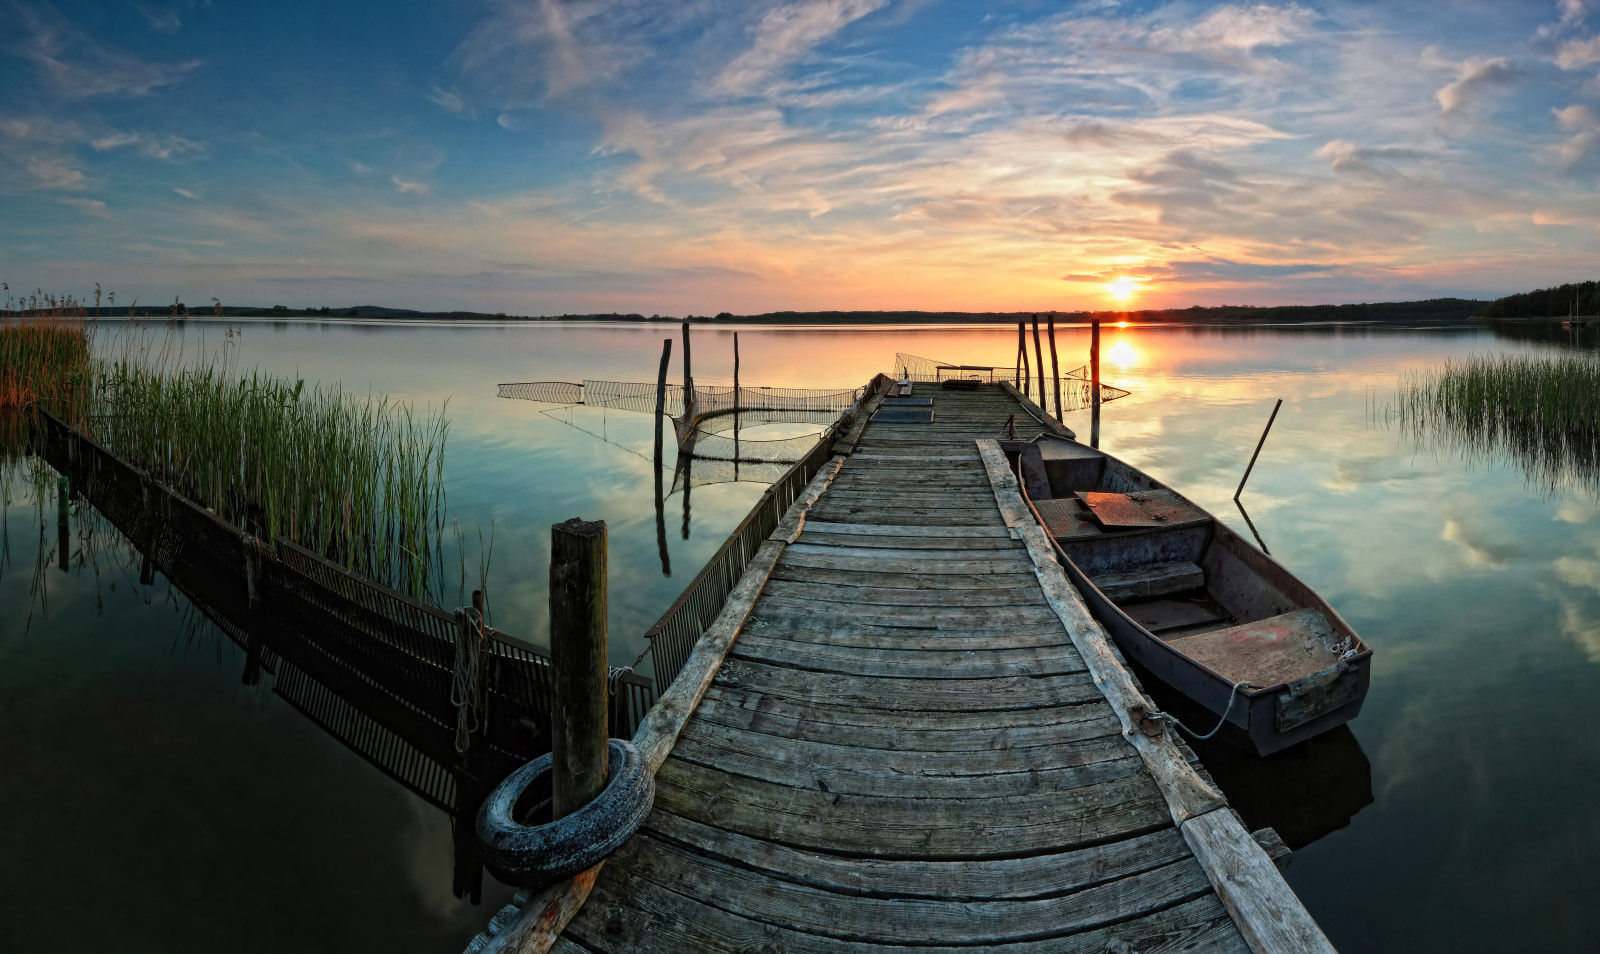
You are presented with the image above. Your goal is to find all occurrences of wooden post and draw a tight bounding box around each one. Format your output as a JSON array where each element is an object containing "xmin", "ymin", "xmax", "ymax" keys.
[
  {"xmin": 733, "ymin": 332, "xmax": 740, "ymax": 465},
  {"xmin": 1234, "ymin": 399, "xmax": 1283, "ymax": 501},
  {"xmin": 1031, "ymin": 314, "xmax": 1046, "ymax": 405},
  {"xmin": 1015, "ymin": 321, "xmax": 1026, "ymax": 394},
  {"xmin": 1090, "ymin": 320, "xmax": 1101, "ymax": 448},
  {"xmin": 549, "ymin": 518, "xmax": 610, "ymax": 819},
  {"xmin": 653, "ymin": 339, "xmax": 672, "ymax": 463},
  {"xmin": 1019, "ymin": 322, "xmax": 1030, "ymax": 396},
  {"xmin": 681, "ymin": 320, "xmax": 694, "ymax": 417},
  {"xmin": 1047, "ymin": 313, "xmax": 1062, "ymax": 422}
]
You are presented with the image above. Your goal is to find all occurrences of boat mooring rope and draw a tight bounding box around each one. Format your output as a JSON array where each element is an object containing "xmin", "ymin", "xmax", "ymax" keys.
[
  {"xmin": 1149, "ymin": 678, "xmax": 1256, "ymax": 741},
  {"xmin": 452, "ymin": 606, "xmax": 488, "ymax": 753}
]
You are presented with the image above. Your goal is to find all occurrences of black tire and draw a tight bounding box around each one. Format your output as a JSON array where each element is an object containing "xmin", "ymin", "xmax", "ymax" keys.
[{"xmin": 475, "ymin": 738, "xmax": 654, "ymax": 888}]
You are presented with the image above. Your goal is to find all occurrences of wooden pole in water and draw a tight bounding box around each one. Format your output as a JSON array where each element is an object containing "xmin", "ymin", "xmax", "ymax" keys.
[
  {"xmin": 1234, "ymin": 399, "xmax": 1282, "ymax": 501},
  {"xmin": 1031, "ymin": 314, "xmax": 1046, "ymax": 404},
  {"xmin": 1018, "ymin": 322, "xmax": 1030, "ymax": 396},
  {"xmin": 549, "ymin": 518, "xmax": 610, "ymax": 819},
  {"xmin": 1015, "ymin": 321, "xmax": 1026, "ymax": 393},
  {"xmin": 733, "ymin": 332, "xmax": 740, "ymax": 466},
  {"xmin": 1090, "ymin": 320, "xmax": 1101, "ymax": 448},
  {"xmin": 1047, "ymin": 313, "xmax": 1063, "ymax": 422},
  {"xmin": 653, "ymin": 339, "xmax": 672, "ymax": 463},
  {"xmin": 681, "ymin": 320, "xmax": 694, "ymax": 415}
]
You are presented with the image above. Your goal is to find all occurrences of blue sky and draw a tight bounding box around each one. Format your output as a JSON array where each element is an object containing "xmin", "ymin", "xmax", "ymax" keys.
[{"xmin": 5, "ymin": 0, "xmax": 1600, "ymax": 313}]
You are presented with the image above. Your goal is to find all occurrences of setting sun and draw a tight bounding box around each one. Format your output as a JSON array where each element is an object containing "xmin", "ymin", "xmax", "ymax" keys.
[{"xmin": 1106, "ymin": 277, "xmax": 1139, "ymax": 301}]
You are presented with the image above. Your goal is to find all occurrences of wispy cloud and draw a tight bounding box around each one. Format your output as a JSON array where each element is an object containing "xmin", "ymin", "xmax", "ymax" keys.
[
  {"xmin": 16, "ymin": 2, "xmax": 201, "ymax": 97},
  {"xmin": 715, "ymin": 0, "xmax": 887, "ymax": 95},
  {"xmin": 134, "ymin": 3, "xmax": 182, "ymax": 34},
  {"xmin": 427, "ymin": 86, "xmax": 473, "ymax": 119},
  {"xmin": 57, "ymin": 196, "xmax": 108, "ymax": 217},
  {"xmin": 391, "ymin": 174, "xmax": 429, "ymax": 195}
]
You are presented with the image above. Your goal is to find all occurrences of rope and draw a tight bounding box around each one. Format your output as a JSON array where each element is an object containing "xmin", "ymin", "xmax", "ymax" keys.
[
  {"xmin": 451, "ymin": 606, "xmax": 488, "ymax": 753},
  {"xmin": 1149, "ymin": 679, "xmax": 1255, "ymax": 741}
]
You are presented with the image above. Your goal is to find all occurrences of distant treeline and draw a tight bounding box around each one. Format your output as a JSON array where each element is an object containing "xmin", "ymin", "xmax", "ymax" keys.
[
  {"xmin": 59, "ymin": 299, "xmax": 1497, "ymax": 325},
  {"xmin": 1476, "ymin": 281, "xmax": 1600, "ymax": 319}
]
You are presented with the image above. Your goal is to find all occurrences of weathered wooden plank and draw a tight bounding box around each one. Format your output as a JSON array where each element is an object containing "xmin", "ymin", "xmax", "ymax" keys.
[
  {"xmin": 800, "ymin": 521, "xmax": 1012, "ymax": 537},
  {"xmin": 608, "ymin": 830, "xmax": 1218, "ymax": 945},
  {"xmin": 742, "ymin": 615, "xmax": 1079, "ymax": 651},
  {"xmin": 1091, "ymin": 560, "xmax": 1207, "ymax": 602},
  {"xmin": 654, "ymin": 758, "xmax": 1169, "ymax": 856},
  {"xmin": 781, "ymin": 541, "xmax": 1030, "ymax": 563},
  {"xmin": 1183, "ymin": 809, "xmax": 1336, "ymax": 954},
  {"xmin": 751, "ymin": 595, "xmax": 1061, "ymax": 626},
  {"xmin": 760, "ymin": 578, "xmax": 1046, "ymax": 607},
  {"xmin": 767, "ymin": 563, "xmax": 1040, "ymax": 590},
  {"xmin": 671, "ymin": 720, "xmax": 1144, "ymax": 798},
  {"xmin": 794, "ymin": 532, "xmax": 1021, "ymax": 552},
  {"xmin": 693, "ymin": 686, "xmax": 1119, "ymax": 751},
  {"xmin": 731, "ymin": 632, "xmax": 1087, "ymax": 680},
  {"xmin": 712, "ymin": 657, "xmax": 1106, "ymax": 710},
  {"xmin": 644, "ymin": 809, "xmax": 1192, "ymax": 901},
  {"xmin": 565, "ymin": 862, "xmax": 1248, "ymax": 953}
]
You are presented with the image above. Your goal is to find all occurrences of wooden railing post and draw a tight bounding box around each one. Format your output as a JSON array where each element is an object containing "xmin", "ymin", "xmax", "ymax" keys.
[
  {"xmin": 1047, "ymin": 313, "xmax": 1062, "ymax": 422},
  {"xmin": 1031, "ymin": 314, "xmax": 1046, "ymax": 405},
  {"xmin": 550, "ymin": 518, "xmax": 610, "ymax": 819},
  {"xmin": 1091, "ymin": 319, "xmax": 1101, "ymax": 448}
]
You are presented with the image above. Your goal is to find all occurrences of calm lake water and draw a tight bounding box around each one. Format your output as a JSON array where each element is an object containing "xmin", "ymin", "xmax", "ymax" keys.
[{"xmin": 4, "ymin": 318, "xmax": 1599, "ymax": 952}]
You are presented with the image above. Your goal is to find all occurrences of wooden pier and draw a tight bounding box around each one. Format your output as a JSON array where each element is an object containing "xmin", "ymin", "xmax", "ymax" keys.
[{"xmin": 520, "ymin": 383, "xmax": 1332, "ymax": 953}]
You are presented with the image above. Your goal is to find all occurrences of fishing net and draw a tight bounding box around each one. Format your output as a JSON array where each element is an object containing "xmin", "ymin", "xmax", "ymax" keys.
[
  {"xmin": 498, "ymin": 380, "xmax": 861, "ymax": 417},
  {"xmin": 894, "ymin": 353, "xmax": 1130, "ymax": 409}
]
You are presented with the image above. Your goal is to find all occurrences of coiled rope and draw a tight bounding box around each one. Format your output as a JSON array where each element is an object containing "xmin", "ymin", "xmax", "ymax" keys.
[{"xmin": 452, "ymin": 606, "xmax": 488, "ymax": 753}]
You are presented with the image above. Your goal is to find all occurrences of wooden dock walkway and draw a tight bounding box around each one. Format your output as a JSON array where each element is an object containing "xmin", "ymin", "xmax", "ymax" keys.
[{"xmin": 539, "ymin": 385, "xmax": 1329, "ymax": 953}]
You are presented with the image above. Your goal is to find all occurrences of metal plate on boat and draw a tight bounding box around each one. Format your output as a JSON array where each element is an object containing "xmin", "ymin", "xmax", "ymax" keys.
[
  {"xmin": 1078, "ymin": 491, "xmax": 1207, "ymax": 529},
  {"xmin": 871, "ymin": 407, "xmax": 935, "ymax": 424}
]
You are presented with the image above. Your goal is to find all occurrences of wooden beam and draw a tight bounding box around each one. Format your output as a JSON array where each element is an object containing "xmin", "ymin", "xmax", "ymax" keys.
[{"xmin": 549, "ymin": 518, "xmax": 609, "ymax": 818}]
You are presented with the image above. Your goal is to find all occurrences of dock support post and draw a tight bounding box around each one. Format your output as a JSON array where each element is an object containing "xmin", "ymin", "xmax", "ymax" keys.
[
  {"xmin": 1047, "ymin": 313, "xmax": 1062, "ymax": 422},
  {"xmin": 681, "ymin": 320, "xmax": 694, "ymax": 418},
  {"xmin": 1090, "ymin": 320, "xmax": 1101, "ymax": 448},
  {"xmin": 549, "ymin": 518, "xmax": 610, "ymax": 819},
  {"xmin": 1031, "ymin": 314, "xmax": 1046, "ymax": 406},
  {"xmin": 1234, "ymin": 399, "xmax": 1282, "ymax": 501},
  {"xmin": 1018, "ymin": 322, "xmax": 1030, "ymax": 396},
  {"xmin": 653, "ymin": 339, "xmax": 672, "ymax": 463},
  {"xmin": 57, "ymin": 475, "xmax": 69, "ymax": 571},
  {"xmin": 733, "ymin": 331, "xmax": 740, "ymax": 466},
  {"xmin": 241, "ymin": 534, "xmax": 263, "ymax": 686}
]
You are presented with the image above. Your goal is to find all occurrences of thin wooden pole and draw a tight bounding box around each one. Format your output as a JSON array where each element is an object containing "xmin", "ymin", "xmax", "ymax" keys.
[
  {"xmin": 549, "ymin": 518, "xmax": 609, "ymax": 819},
  {"xmin": 1234, "ymin": 399, "xmax": 1282, "ymax": 501},
  {"xmin": 1019, "ymin": 322, "xmax": 1030, "ymax": 396},
  {"xmin": 1047, "ymin": 313, "xmax": 1062, "ymax": 422},
  {"xmin": 57, "ymin": 475, "xmax": 69, "ymax": 572},
  {"xmin": 681, "ymin": 320, "xmax": 694, "ymax": 416},
  {"xmin": 733, "ymin": 332, "xmax": 740, "ymax": 466},
  {"xmin": 653, "ymin": 339, "xmax": 672, "ymax": 463},
  {"xmin": 1090, "ymin": 320, "xmax": 1101, "ymax": 448},
  {"xmin": 1031, "ymin": 314, "xmax": 1046, "ymax": 405},
  {"xmin": 1015, "ymin": 321, "xmax": 1026, "ymax": 394}
]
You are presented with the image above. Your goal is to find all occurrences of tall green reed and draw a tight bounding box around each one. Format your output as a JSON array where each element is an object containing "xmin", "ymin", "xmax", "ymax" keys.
[{"xmin": 1392, "ymin": 352, "xmax": 1600, "ymax": 497}]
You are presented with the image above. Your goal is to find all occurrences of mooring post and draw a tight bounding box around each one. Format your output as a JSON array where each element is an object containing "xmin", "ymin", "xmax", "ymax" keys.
[
  {"xmin": 1031, "ymin": 314, "xmax": 1046, "ymax": 404},
  {"xmin": 1015, "ymin": 321, "xmax": 1027, "ymax": 394},
  {"xmin": 1234, "ymin": 399, "xmax": 1283, "ymax": 501},
  {"xmin": 654, "ymin": 338, "xmax": 672, "ymax": 463},
  {"xmin": 549, "ymin": 518, "xmax": 610, "ymax": 819},
  {"xmin": 681, "ymin": 320, "xmax": 695, "ymax": 418},
  {"xmin": 733, "ymin": 331, "xmax": 741, "ymax": 464},
  {"xmin": 241, "ymin": 534, "xmax": 263, "ymax": 686},
  {"xmin": 1047, "ymin": 313, "xmax": 1063, "ymax": 422},
  {"xmin": 1090, "ymin": 320, "xmax": 1102, "ymax": 448}
]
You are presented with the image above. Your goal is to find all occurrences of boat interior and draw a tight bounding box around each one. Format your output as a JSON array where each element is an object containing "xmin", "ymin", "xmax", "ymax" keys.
[{"xmin": 1015, "ymin": 435, "xmax": 1363, "ymax": 692}]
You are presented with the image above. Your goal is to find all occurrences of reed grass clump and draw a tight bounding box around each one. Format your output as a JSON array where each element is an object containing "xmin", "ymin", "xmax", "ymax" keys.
[
  {"xmin": 0, "ymin": 287, "xmax": 92, "ymax": 408},
  {"xmin": 88, "ymin": 356, "xmax": 449, "ymax": 599},
  {"xmin": 1394, "ymin": 352, "xmax": 1600, "ymax": 496}
]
